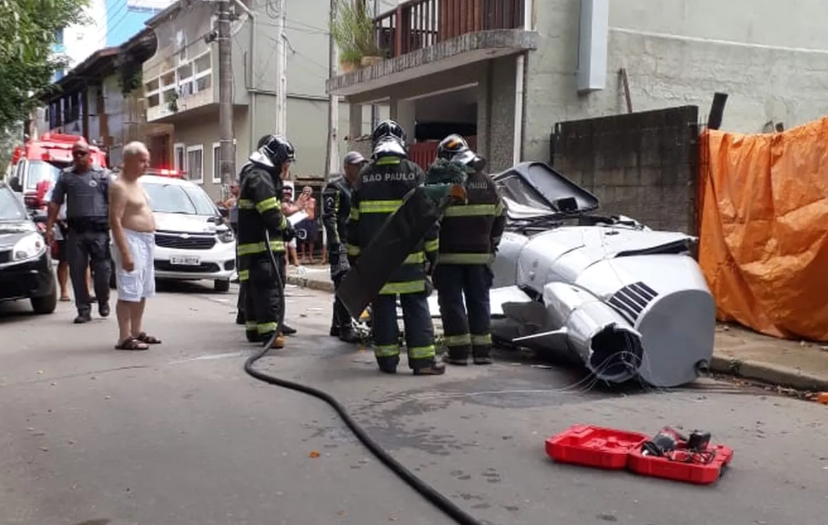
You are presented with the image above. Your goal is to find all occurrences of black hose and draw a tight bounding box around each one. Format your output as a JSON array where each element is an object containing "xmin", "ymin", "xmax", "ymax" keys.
[{"xmin": 244, "ymin": 230, "xmax": 486, "ymax": 525}]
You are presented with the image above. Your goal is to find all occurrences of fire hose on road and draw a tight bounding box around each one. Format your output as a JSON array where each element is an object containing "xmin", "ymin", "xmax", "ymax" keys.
[{"xmin": 242, "ymin": 228, "xmax": 487, "ymax": 525}]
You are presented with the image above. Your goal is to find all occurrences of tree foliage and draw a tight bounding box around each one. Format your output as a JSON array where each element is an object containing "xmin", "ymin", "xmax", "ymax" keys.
[{"xmin": 0, "ymin": 0, "xmax": 90, "ymax": 129}]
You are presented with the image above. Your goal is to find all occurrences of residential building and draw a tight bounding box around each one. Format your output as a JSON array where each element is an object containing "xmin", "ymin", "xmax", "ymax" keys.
[
  {"xmin": 327, "ymin": 0, "xmax": 828, "ymax": 173},
  {"xmin": 141, "ymin": 0, "xmax": 372, "ymax": 201},
  {"xmin": 50, "ymin": 0, "xmax": 172, "ymax": 83},
  {"xmin": 32, "ymin": 28, "xmax": 175, "ymax": 168}
]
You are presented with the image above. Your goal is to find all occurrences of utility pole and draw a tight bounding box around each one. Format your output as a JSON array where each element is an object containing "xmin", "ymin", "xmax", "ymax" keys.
[
  {"xmin": 217, "ymin": 0, "xmax": 235, "ymax": 185},
  {"xmin": 370, "ymin": 0, "xmax": 379, "ymax": 130},
  {"xmin": 325, "ymin": 0, "xmax": 339, "ymax": 176},
  {"xmin": 274, "ymin": 0, "xmax": 287, "ymax": 136}
]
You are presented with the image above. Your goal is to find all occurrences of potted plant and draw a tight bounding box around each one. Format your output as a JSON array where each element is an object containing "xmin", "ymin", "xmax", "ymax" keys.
[{"xmin": 331, "ymin": 0, "xmax": 383, "ymax": 72}]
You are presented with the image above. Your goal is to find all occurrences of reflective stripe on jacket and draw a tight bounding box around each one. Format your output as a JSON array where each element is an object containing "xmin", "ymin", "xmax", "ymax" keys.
[
  {"xmin": 435, "ymin": 169, "xmax": 505, "ymax": 265},
  {"xmin": 236, "ymin": 165, "xmax": 287, "ymax": 282},
  {"xmin": 346, "ymin": 156, "xmax": 438, "ymax": 294}
]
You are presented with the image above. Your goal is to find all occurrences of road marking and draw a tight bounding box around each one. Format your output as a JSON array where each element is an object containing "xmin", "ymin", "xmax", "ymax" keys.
[{"xmin": 167, "ymin": 351, "xmax": 246, "ymax": 365}]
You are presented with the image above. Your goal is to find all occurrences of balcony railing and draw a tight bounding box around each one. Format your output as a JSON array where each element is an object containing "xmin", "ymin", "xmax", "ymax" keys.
[{"xmin": 375, "ymin": 0, "xmax": 525, "ymax": 58}]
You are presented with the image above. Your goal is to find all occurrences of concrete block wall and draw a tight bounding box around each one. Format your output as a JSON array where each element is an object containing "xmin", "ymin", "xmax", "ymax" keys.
[
  {"xmin": 479, "ymin": 55, "xmax": 519, "ymax": 174},
  {"xmin": 551, "ymin": 106, "xmax": 700, "ymax": 234}
]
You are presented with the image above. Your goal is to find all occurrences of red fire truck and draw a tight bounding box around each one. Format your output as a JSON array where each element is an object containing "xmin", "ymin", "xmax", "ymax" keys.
[{"xmin": 7, "ymin": 133, "xmax": 108, "ymax": 210}]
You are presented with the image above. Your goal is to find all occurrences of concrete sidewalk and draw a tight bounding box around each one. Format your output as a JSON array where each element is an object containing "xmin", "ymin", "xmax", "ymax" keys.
[{"xmin": 285, "ymin": 265, "xmax": 828, "ymax": 393}]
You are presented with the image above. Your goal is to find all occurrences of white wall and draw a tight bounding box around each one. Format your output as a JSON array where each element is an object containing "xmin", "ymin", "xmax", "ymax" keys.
[
  {"xmin": 521, "ymin": 0, "xmax": 828, "ymax": 161},
  {"xmin": 59, "ymin": 0, "xmax": 108, "ymax": 70}
]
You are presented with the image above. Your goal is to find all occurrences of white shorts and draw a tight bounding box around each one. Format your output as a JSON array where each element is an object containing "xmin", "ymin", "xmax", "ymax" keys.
[
  {"xmin": 288, "ymin": 238, "xmax": 297, "ymax": 248},
  {"xmin": 114, "ymin": 229, "xmax": 156, "ymax": 302}
]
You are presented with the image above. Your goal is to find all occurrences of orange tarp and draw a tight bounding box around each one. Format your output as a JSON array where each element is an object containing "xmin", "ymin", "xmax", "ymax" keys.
[{"xmin": 698, "ymin": 116, "xmax": 828, "ymax": 342}]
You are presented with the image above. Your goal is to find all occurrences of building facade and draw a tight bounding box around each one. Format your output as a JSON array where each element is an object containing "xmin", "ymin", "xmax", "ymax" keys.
[
  {"xmin": 32, "ymin": 28, "xmax": 174, "ymax": 168},
  {"xmin": 141, "ymin": 0, "xmax": 373, "ymax": 201},
  {"xmin": 327, "ymin": 0, "xmax": 828, "ymax": 173},
  {"xmin": 51, "ymin": 0, "xmax": 172, "ymax": 83}
]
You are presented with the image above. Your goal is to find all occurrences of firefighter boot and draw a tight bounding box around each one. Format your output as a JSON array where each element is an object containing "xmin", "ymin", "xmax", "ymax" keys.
[
  {"xmin": 443, "ymin": 343, "xmax": 471, "ymax": 366},
  {"xmin": 412, "ymin": 358, "xmax": 447, "ymax": 376},
  {"xmin": 472, "ymin": 344, "xmax": 493, "ymax": 365},
  {"xmin": 376, "ymin": 355, "xmax": 400, "ymax": 374}
]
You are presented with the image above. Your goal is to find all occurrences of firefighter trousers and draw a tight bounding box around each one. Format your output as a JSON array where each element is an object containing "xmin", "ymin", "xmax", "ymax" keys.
[
  {"xmin": 433, "ymin": 263, "xmax": 494, "ymax": 360},
  {"xmin": 243, "ymin": 253, "xmax": 286, "ymax": 342},
  {"xmin": 238, "ymin": 255, "xmax": 286, "ymax": 324},
  {"xmin": 371, "ymin": 291, "xmax": 436, "ymax": 371},
  {"xmin": 331, "ymin": 271, "xmax": 353, "ymax": 331}
]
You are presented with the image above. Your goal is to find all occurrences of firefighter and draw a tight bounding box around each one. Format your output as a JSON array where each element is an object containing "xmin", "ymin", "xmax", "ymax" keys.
[
  {"xmin": 235, "ymin": 136, "xmax": 298, "ymax": 337},
  {"xmin": 346, "ymin": 120, "xmax": 445, "ymax": 375},
  {"xmin": 430, "ymin": 135, "xmax": 506, "ymax": 365},
  {"xmin": 322, "ymin": 151, "xmax": 367, "ymax": 343},
  {"xmin": 236, "ymin": 134, "xmax": 296, "ymax": 348}
]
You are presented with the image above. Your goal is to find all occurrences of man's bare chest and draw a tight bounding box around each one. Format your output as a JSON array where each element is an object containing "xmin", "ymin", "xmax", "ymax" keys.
[{"xmin": 125, "ymin": 188, "xmax": 150, "ymax": 211}]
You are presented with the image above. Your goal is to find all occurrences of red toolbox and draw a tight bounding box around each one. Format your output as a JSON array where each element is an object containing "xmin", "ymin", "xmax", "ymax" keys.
[
  {"xmin": 545, "ymin": 424, "xmax": 649, "ymax": 470},
  {"xmin": 546, "ymin": 424, "xmax": 733, "ymax": 484}
]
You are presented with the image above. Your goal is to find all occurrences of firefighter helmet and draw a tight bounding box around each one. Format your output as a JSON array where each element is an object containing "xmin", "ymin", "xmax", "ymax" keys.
[
  {"xmin": 436, "ymin": 134, "xmax": 469, "ymax": 160},
  {"xmin": 371, "ymin": 120, "xmax": 407, "ymax": 148},
  {"xmin": 258, "ymin": 134, "xmax": 296, "ymax": 166}
]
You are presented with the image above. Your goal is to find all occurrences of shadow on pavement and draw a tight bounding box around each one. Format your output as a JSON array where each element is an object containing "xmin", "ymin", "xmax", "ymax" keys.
[{"xmin": 0, "ymin": 300, "xmax": 42, "ymax": 325}]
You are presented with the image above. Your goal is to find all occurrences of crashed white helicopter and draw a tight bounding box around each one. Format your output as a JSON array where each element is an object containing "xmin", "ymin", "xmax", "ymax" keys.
[{"xmin": 397, "ymin": 161, "xmax": 716, "ymax": 388}]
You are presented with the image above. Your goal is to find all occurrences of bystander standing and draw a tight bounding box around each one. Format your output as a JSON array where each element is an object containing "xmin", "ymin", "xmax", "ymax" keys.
[{"xmin": 108, "ymin": 142, "xmax": 159, "ymax": 351}]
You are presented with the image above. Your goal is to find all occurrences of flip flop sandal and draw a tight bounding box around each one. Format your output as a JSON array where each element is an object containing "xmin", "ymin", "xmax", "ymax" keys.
[
  {"xmin": 60, "ymin": 297, "xmax": 71, "ymax": 302},
  {"xmin": 136, "ymin": 332, "xmax": 162, "ymax": 344},
  {"xmin": 115, "ymin": 337, "xmax": 150, "ymax": 351}
]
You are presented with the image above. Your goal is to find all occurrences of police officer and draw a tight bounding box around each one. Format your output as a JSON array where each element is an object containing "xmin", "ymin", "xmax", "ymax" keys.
[
  {"xmin": 236, "ymin": 134, "xmax": 296, "ymax": 348},
  {"xmin": 346, "ymin": 120, "xmax": 445, "ymax": 376},
  {"xmin": 430, "ymin": 135, "xmax": 506, "ymax": 365},
  {"xmin": 322, "ymin": 151, "xmax": 367, "ymax": 343},
  {"xmin": 46, "ymin": 140, "xmax": 112, "ymax": 324}
]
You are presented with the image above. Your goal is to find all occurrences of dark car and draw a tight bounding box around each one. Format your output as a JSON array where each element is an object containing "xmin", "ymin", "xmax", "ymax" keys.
[{"xmin": 0, "ymin": 182, "xmax": 58, "ymax": 314}]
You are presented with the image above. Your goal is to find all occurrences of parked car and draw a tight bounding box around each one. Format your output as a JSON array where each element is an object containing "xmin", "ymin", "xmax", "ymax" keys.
[
  {"xmin": 109, "ymin": 175, "xmax": 237, "ymax": 292},
  {"xmin": 0, "ymin": 181, "xmax": 58, "ymax": 314}
]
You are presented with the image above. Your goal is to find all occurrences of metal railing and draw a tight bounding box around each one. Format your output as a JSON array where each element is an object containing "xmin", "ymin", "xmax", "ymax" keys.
[{"xmin": 375, "ymin": 0, "xmax": 525, "ymax": 58}]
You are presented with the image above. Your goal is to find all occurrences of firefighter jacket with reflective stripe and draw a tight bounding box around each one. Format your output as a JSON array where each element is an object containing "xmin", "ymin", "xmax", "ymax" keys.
[
  {"xmin": 346, "ymin": 156, "xmax": 439, "ymax": 295},
  {"xmin": 436, "ymin": 168, "xmax": 506, "ymax": 265},
  {"xmin": 236, "ymin": 166, "xmax": 287, "ymax": 282},
  {"xmin": 321, "ymin": 175, "xmax": 352, "ymax": 250}
]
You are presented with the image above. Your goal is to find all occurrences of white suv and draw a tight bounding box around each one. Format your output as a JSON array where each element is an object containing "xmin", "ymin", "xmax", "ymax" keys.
[{"xmin": 110, "ymin": 174, "xmax": 237, "ymax": 292}]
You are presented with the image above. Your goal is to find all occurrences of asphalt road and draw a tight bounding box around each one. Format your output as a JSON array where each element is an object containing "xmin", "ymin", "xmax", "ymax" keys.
[{"xmin": 1, "ymin": 281, "xmax": 826, "ymax": 525}]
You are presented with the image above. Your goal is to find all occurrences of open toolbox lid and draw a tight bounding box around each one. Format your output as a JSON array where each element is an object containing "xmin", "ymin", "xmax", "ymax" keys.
[{"xmin": 545, "ymin": 424, "xmax": 734, "ymax": 485}]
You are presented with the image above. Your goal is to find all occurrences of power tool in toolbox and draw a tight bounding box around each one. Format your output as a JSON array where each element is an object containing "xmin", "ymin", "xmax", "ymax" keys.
[{"xmin": 640, "ymin": 427, "xmax": 716, "ymax": 464}]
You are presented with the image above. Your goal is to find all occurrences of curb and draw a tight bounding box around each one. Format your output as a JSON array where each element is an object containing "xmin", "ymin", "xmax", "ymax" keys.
[
  {"xmin": 286, "ymin": 275, "xmax": 828, "ymax": 392},
  {"xmin": 710, "ymin": 355, "xmax": 828, "ymax": 392},
  {"xmin": 286, "ymin": 275, "xmax": 334, "ymax": 293}
]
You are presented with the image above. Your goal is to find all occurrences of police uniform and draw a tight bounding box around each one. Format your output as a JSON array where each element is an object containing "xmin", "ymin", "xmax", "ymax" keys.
[
  {"xmin": 236, "ymin": 161, "xmax": 289, "ymax": 345},
  {"xmin": 346, "ymin": 155, "xmax": 441, "ymax": 373},
  {"xmin": 432, "ymin": 165, "xmax": 506, "ymax": 364},
  {"xmin": 49, "ymin": 165, "xmax": 112, "ymax": 322},
  {"xmin": 321, "ymin": 174, "xmax": 356, "ymax": 338}
]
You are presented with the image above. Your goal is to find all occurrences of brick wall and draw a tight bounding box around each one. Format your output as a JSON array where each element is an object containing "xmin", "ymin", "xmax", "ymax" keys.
[{"xmin": 549, "ymin": 106, "xmax": 700, "ymax": 234}]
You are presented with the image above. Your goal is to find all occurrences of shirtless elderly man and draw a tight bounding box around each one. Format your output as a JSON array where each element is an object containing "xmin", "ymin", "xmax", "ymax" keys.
[{"xmin": 108, "ymin": 142, "xmax": 160, "ymax": 351}]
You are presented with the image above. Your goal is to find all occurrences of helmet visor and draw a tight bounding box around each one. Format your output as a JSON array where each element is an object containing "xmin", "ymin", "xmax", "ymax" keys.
[
  {"xmin": 451, "ymin": 149, "xmax": 477, "ymax": 166},
  {"xmin": 373, "ymin": 137, "xmax": 407, "ymax": 158}
]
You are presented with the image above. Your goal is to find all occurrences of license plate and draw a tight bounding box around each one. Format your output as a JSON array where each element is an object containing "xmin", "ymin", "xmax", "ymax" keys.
[{"xmin": 170, "ymin": 255, "xmax": 201, "ymax": 266}]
